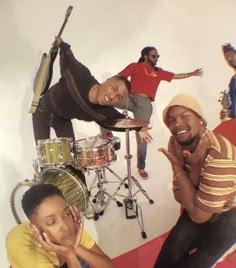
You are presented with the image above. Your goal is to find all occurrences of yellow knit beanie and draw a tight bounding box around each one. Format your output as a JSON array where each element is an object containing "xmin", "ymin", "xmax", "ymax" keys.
[{"xmin": 163, "ymin": 94, "xmax": 206, "ymax": 126}]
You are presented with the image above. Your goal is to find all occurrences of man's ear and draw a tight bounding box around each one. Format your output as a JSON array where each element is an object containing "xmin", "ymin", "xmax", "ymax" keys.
[{"xmin": 200, "ymin": 120, "xmax": 207, "ymax": 127}]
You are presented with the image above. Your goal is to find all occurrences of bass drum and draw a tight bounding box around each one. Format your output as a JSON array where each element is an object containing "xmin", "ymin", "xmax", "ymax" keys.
[
  {"xmin": 10, "ymin": 180, "xmax": 35, "ymax": 224},
  {"xmin": 10, "ymin": 167, "xmax": 88, "ymax": 224}
]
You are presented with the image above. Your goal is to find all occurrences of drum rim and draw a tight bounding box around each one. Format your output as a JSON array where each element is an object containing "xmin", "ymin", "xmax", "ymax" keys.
[
  {"xmin": 10, "ymin": 179, "xmax": 36, "ymax": 224},
  {"xmin": 73, "ymin": 136, "xmax": 111, "ymax": 149},
  {"xmin": 37, "ymin": 137, "xmax": 73, "ymax": 144},
  {"xmin": 111, "ymin": 136, "xmax": 121, "ymax": 143}
]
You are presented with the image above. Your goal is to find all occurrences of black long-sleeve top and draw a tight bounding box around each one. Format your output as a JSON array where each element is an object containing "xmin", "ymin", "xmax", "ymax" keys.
[{"xmin": 42, "ymin": 42, "xmax": 125, "ymax": 126}]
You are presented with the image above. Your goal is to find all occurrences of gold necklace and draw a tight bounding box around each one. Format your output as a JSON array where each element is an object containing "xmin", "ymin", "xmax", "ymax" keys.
[{"xmin": 142, "ymin": 63, "xmax": 157, "ymax": 77}]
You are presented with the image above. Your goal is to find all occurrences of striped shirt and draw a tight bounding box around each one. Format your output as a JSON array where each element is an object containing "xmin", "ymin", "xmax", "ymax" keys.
[{"xmin": 195, "ymin": 131, "xmax": 236, "ymax": 213}]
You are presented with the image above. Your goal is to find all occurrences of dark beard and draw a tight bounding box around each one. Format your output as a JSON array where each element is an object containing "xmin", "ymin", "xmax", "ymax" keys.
[
  {"xmin": 147, "ymin": 59, "xmax": 156, "ymax": 67},
  {"xmin": 177, "ymin": 135, "xmax": 197, "ymax": 146}
]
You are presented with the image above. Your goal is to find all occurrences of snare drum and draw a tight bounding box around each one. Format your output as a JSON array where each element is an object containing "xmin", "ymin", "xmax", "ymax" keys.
[
  {"xmin": 73, "ymin": 136, "xmax": 116, "ymax": 169},
  {"xmin": 37, "ymin": 138, "xmax": 73, "ymax": 167},
  {"xmin": 10, "ymin": 167, "xmax": 88, "ymax": 224}
]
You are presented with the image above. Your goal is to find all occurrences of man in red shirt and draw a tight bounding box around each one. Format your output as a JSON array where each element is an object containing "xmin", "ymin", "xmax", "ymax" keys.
[{"xmin": 102, "ymin": 46, "xmax": 203, "ymax": 179}]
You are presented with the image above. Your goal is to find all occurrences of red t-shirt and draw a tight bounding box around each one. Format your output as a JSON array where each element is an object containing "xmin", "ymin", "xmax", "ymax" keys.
[{"xmin": 119, "ymin": 62, "xmax": 174, "ymax": 101}]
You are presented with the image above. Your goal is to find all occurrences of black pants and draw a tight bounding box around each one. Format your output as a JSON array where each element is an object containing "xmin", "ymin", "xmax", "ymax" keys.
[
  {"xmin": 154, "ymin": 209, "xmax": 236, "ymax": 268},
  {"xmin": 32, "ymin": 99, "xmax": 75, "ymax": 143}
]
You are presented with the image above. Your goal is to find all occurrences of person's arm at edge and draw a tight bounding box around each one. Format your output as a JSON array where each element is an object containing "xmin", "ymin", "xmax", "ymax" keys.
[
  {"xmin": 74, "ymin": 243, "xmax": 115, "ymax": 268},
  {"xmin": 173, "ymin": 68, "xmax": 204, "ymax": 79}
]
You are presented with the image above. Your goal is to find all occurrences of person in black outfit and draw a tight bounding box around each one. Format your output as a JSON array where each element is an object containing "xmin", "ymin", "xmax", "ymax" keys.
[{"xmin": 32, "ymin": 37, "xmax": 132, "ymax": 142}]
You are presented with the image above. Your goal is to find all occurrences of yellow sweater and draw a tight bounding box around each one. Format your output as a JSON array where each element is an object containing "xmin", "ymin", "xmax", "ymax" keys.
[{"xmin": 6, "ymin": 221, "xmax": 95, "ymax": 268}]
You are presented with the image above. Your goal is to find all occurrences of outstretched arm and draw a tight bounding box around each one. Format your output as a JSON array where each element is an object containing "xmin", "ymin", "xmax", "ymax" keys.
[{"xmin": 173, "ymin": 68, "xmax": 204, "ymax": 79}]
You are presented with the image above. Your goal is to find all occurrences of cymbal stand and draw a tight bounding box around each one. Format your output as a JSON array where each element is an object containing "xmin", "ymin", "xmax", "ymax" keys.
[
  {"xmin": 123, "ymin": 113, "xmax": 154, "ymax": 239},
  {"xmin": 32, "ymin": 158, "xmax": 43, "ymax": 181},
  {"xmin": 88, "ymin": 166, "xmax": 128, "ymax": 221}
]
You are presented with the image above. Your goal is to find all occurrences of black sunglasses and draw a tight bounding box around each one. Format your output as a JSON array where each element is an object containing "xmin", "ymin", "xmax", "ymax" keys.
[{"xmin": 150, "ymin": 54, "xmax": 160, "ymax": 59}]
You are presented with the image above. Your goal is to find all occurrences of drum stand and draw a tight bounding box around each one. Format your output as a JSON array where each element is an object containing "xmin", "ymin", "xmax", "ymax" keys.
[
  {"xmin": 88, "ymin": 166, "xmax": 128, "ymax": 221},
  {"xmin": 123, "ymin": 127, "xmax": 154, "ymax": 239}
]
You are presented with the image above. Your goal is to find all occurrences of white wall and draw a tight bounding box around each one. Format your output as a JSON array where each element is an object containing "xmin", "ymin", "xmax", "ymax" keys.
[{"xmin": 1, "ymin": 0, "xmax": 236, "ymax": 266}]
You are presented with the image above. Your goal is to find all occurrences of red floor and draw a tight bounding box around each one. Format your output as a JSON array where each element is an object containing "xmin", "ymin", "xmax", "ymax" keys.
[
  {"xmin": 112, "ymin": 231, "xmax": 236, "ymax": 268},
  {"xmin": 112, "ymin": 232, "xmax": 169, "ymax": 268}
]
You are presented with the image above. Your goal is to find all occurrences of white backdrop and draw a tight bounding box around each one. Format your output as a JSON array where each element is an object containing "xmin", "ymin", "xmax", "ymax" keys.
[{"xmin": 1, "ymin": 0, "xmax": 236, "ymax": 267}]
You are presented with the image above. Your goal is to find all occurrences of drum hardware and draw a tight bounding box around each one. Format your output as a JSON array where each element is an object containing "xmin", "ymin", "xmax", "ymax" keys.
[
  {"xmin": 32, "ymin": 158, "xmax": 42, "ymax": 180},
  {"xmin": 123, "ymin": 123, "xmax": 154, "ymax": 239},
  {"xmin": 104, "ymin": 115, "xmax": 154, "ymax": 239},
  {"xmin": 88, "ymin": 166, "xmax": 128, "ymax": 221}
]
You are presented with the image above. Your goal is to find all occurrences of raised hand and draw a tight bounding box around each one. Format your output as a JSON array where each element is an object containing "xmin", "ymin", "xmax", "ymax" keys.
[
  {"xmin": 31, "ymin": 224, "xmax": 72, "ymax": 258},
  {"xmin": 192, "ymin": 68, "xmax": 204, "ymax": 77},
  {"xmin": 184, "ymin": 129, "xmax": 210, "ymax": 167},
  {"xmin": 138, "ymin": 127, "xmax": 153, "ymax": 143},
  {"xmin": 158, "ymin": 136, "xmax": 185, "ymax": 170},
  {"xmin": 52, "ymin": 36, "xmax": 63, "ymax": 47},
  {"xmin": 69, "ymin": 206, "xmax": 84, "ymax": 250}
]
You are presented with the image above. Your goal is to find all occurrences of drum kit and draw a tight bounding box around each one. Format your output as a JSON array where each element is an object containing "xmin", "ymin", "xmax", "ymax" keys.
[{"xmin": 10, "ymin": 117, "xmax": 154, "ymax": 238}]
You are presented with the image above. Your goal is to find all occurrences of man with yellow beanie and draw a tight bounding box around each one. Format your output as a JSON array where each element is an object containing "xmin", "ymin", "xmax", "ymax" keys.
[{"xmin": 154, "ymin": 94, "xmax": 236, "ymax": 268}]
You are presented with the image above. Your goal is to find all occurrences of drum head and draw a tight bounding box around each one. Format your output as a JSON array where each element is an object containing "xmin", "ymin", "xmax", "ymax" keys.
[
  {"xmin": 10, "ymin": 168, "xmax": 88, "ymax": 224},
  {"xmin": 37, "ymin": 137, "xmax": 73, "ymax": 145},
  {"xmin": 74, "ymin": 136, "xmax": 111, "ymax": 150},
  {"xmin": 41, "ymin": 167, "xmax": 88, "ymax": 212}
]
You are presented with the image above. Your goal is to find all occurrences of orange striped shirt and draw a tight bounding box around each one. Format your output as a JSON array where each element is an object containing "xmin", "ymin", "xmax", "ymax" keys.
[{"xmin": 195, "ymin": 131, "xmax": 236, "ymax": 213}]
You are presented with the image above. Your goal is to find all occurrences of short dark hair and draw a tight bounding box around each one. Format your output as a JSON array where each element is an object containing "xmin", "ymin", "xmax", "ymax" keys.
[
  {"xmin": 222, "ymin": 43, "xmax": 236, "ymax": 54},
  {"xmin": 22, "ymin": 184, "xmax": 64, "ymax": 219},
  {"xmin": 138, "ymin": 46, "xmax": 157, "ymax": 62},
  {"xmin": 112, "ymin": 75, "xmax": 131, "ymax": 92}
]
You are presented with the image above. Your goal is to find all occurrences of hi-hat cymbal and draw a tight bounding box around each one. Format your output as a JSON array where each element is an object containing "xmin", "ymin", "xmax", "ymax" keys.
[{"xmin": 104, "ymin": 118, "xmax": 150, "ymax": 131}]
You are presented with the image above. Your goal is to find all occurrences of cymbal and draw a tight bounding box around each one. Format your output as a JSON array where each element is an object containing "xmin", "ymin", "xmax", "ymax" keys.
[{"xmin": 104, "ymin": 118, "xmax": 150, "ymax": 131}]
